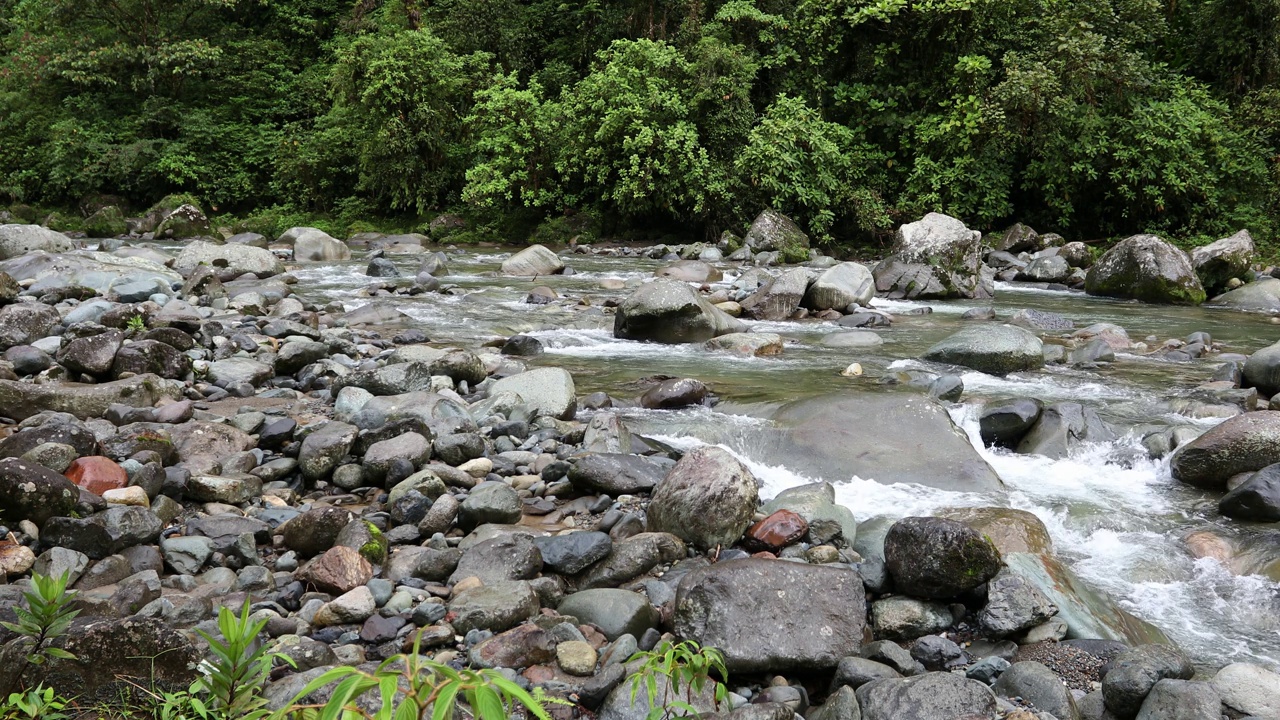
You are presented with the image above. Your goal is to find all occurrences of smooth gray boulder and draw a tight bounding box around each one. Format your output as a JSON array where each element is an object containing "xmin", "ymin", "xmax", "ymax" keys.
[
  {"xmin": 1191, "ymin": 229, "xmax": 1253, "ymax": 295},
  {"xmin": 741, "ymin": 268, "xmax": 809, "ymax": 321},
  {"xmin": 1102, "ymin": 644, "xmax": 1194, "ymax": 718},
  {"xmin": 647, "ymin": 446, "xmax": 758, "ymax": 551},
  {"xmin": 488, "ymin": 367, "xmax": 576, "ymax": 420},
  {"xmin": 855, "ymin": 673, "xmax": 996, "ymax": 720},
  {"xmin": 655, "ymin": 260, "xmax": 722, "ymax": 283},
  {"xmin": 993, "ymin": 661, "xmax": 1081, "ymax": 720},
  {"xmin": 558, "ymin": 589, "xmax": 659, "ymax": 641},
  {"xmin": 0, "ymin": 224, "xmax": 76, "ymax": 259},
  {"xmin": 674, "ymin": 558, "xmax": 866, "ymax": 673},
  {"xmin": 287, "ymin": 228, "xmax": 351, "ymax": 262},
  {"xmin": 1135, "ymin": 680, "xmax": 1221, "ymax": 720},
  {"xmin": 922, "ymin": 324, "xmax": 1044, "ymax": 376},
  {"xmin": 501, "ymin": 244, "xmax": 564, "ymax": 276},
  {"xmin": 614, "ymin": 279, "xmax": 744, "ymax": 343},
  {"xmin": 770, "ymin": 393, "xmax": 1004, "ymax": 492},
  {"xmin": 1210, "ymin": 277, "xmax": 1280, "ymax": 313},
  {"xmin": 1243, "ymin": 339, "xmax": 1280, "ymax": 396},
  {"xmin": 174, "ymin": 241, "xmax": 284, "ymax": 277},
  {"xmin": 1170, "ymin": 411, "xmax": 1280, "ymax": 490},
  {"xmin": 979, "ymin": 568, "xmax": 1059, "ymax": 637},
  {"xmin": 0, "ymin": 251, "xmax": 180, "ymax": 297},
  {"xmin": 1084, "ymin": 235, "xmax": 1205, "ymax": 305},
  {"xmin": 883, "ymin": 516, "xmax": 1001, "ymax": 599},
  {"xmin": 873, "ymin": 213, "xmax": 992, "ymax": 299},
  {"xmin": 1211, "ymin": 663, "xmax": 1280, "ymax": 718}
]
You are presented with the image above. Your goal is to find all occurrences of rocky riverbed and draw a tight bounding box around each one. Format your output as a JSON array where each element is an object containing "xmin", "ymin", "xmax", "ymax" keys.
[{"xmin": 0, "ymin": 207, "xmax": 1277, "ymax": 720}]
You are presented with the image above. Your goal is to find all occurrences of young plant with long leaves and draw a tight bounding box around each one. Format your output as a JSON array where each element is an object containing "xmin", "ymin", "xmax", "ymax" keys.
[
  {"xmin": 190, "ymin": 600, "xmax": 293, "ymax": 720},
  {"xmin": 626, "ymin": 640, "xmax": 729, "ymax": 720},
  {"xmin": 0, "ymin": 572, "xmax": 79, "ymax": 695}
]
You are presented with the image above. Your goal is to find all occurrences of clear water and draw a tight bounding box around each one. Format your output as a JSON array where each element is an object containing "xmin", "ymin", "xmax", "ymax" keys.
[{"xmin": 287, "ymin": 247, "xmax": 1280, "ymax": 670}]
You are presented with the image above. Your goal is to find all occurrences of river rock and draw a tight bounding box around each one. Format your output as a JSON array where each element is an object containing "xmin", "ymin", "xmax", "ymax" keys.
[
  {"xmin": 112, "ymin": 340, "xmax": 192, "ymax": 380},
  {"xmin": 0, "ymin": 457, "xmax": 79, "ymax": 526},
  {"xmin": 1084, "ymin": 235, "xmax": 1205, "ymax": 305},
  {"xmin": 639, "ymin": 377, "xmax": 708, "ymax": 409},
  {"xmin": 1102, "ymin": 644, "xmax": 1194, "ymax": 718},
  {"xmin": 58, "ymin": 329, "xmax": 125, "ymax": 377},
  {"xmin": 287, "ymin": 228, "xmax": 351, "ymax": 262},
  {"xmin": 883, "ymin": 516, "xmax": 1001, "ymax": 598},
  {"xmin": 450, "ymin": 534, "xmax": 542, "ymax": 585},
  {"xmin": 771, "ymin": 393, "xmax": 1003, "ymax": 492},
  {"xmin": 298, "ymin": 421, "xmax": 358, "ymax": 480},
  {"xmin": 0, "ymin": 373, "xmax": 176, "ymax": 421},
  {"xmin": 922, "ymin": 325, "xmax": 1044, "ymax": 376},
  {"xmin": 874, "ymin": 213, "xmax": 992, "ymax": 299},
  {"xmin": 0, "ymin": 224, "xmax": 76, "ymax": 259},
  {"xmin": 1170, "ymin": 411, "xmax": 1280, "ymax": 489},
  {"xmin": 597, "ymin": 672, "xmax": 721, "ymax": 720},
  {"xmin": 458, "ymin": 481, "xmax": 522, "ymax": 530},
  {"xmin": 941, "ymin": 507, "xmax": 1053, "ymax": 554},
  {"xmin": 0, "ymin": 302, "xmax": 59, "ymax": 351},
  {"xmin": 704, "ymin": 332, "xmax": 784, "ymax": 357},
  {"xmin": 1009, "ymin": 308, "xmax": 1074, "ymax": 333},
  {"xmin": 647, "ymin": 446, "xmax": 758, "ymax": 551},
  {"xmin": 535, "ymin": 532, "xmax": 611, "ymax": 574},
  {"xmin": 447, "ymin": 580, "xmax": 540, "ymax": 634},
  {"xmin": 743, "ymin": 509, "xmax": 808, "ymax": 552},
  {"xmin": 997, "ymin": 223, "xmax": 1041, "ymax": 253},
  {"xmin": 870, "ymin": 597, "xmax": 954, "ymax": 639},
  {"xmin": 1191, "ymin": 229, "xmax": 1253, "ymax": 295},
  {"xmin": 174, "ymin": 241, "xmax": 285, "ymax": 277},
  {"xmin": 1004, "ymin": 552, "xmax": 1169, "ymax": 645},
  {"xmin": 980, "ymin": 568, "xmax": 1058, "ymax": 636},
  {"xmin": 1211, "ymin": 662, "xmax": 1280, "ymax": 718},
  {"xmin": 804, "ymin": 262, "xmax": 875, "ymax": 310},
  {"xmin": 673, "ymin": 558, "xmax": 866, "ymax": 672},
  {"xmin": 831, "ymin": 656, "xmax": 904, "ymax": 692},
  {"xmin": 559, "ymin": 589, "xmax": 659, "ymax": 641},
  {"xmin": 567, "ymin": 453, "xmax": 665, "ymax": 495},
  {"xmin": 1019, "ymin": 255, "xmax": 1072, "ymax": 283},
  {"xmin": 1135, "ymin": 679, "xmax": 1221, "ymax": 720},
  {"xmin": 1218, "ymin": 463, "xmax": 1280, "ymax": 521},
  {"xmin": 281, "ymin": 506, "xmax": 356, "ymax": 557},
  {"xmin": 299, "ymin": 546, "xmax": 374, "ymax": 594},
  {"xmin": 1210, "ymin": 277, "xmax": 1280, "ymax": 313},
  {"xmin": 761, "ymin": 481, "xmax": 857, "ymax": 546},
  {"xmin": 855, "ymin": 673, "xmax": 997, "ymax": 720},
  {"xmin": 655, "ymin": 260, "xmax": 722, "ymax": 283},
  {"xmin": 978, "ymin": 398, "xmax": 1043, "ymax": 448},
  {"xmin": 1243, "ymin": 339, "xmax": 1280, "ymax": 396},
  {"xmin": 743, "ymin": 209, "xmax": 810, "ymax": 263},
  {"xmin": 1015, "ymin": 401, "xmax": 1113, "ymax": 459},
  {"xmin": 576, "ymin": 532, "xmax": 685, "ymax": 590},
  {"xmin": 0, "ymin": 251, "xmax": 180, "ymax": 298},
  {"xmin": 64, "ymin": 456, "xmax": 127, "ymax": 495},
  {"xmin": 488, "ymin": 367, "xmax": 576, "ymax": 420},
  {"xmin": 994, "ymin": 661, "xmax": 1081, "ymax": 720},
  {"xmin": 502, "ymin": 244, "xmax": 564, "ymax": 276},
  {"xmin": 614, "ymin": 278, "xmax": 744, "ymax": 343},
  {"xmin": 741, "ymin": 268, "xmax": 809, "ymax": 321}
]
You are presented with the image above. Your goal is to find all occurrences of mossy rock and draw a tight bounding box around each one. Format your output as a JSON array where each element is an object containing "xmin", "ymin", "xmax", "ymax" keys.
[
  {"xmin": 1084, "ymin": 234, "xmax": 1206, "ymax": 305},
  {"xmin": 42, "ymin": 211, "xmax": 78, "ymax": 232},
  {"xmin": 7, "ymin": 204, "xmax": 37, "ymax": 223},
  {"xmin": 155, "ymin": 204, "xmax": 211, "ymax": 239},
  {"xmin": 528, "ymin": 213, "xmax": 600, "ymax": 246},
  {"xmin": 427, "ymin": 213, "xmax": 468, "ymax": 241},
  {"xmin": 718, "ymin": 230, "xmax": 743, "ymax": 253},
  {"xmin": 743, "ymin": 209, "xmax": 810, "ymax": 263},
  {"xmin": 83, "ymin": 206, "xmax": 127, "ymax": 238}
]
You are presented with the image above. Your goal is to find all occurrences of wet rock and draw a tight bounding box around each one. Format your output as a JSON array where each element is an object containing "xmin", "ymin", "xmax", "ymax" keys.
[
  {"xmin": 655, "ymin": 260, "xmax": 722, "ymax": 283},
  {"xmin": 281, "ymin": 507, "xmax": 356, "ymax": 557},
  {"xmin": 1019, "ymin": 255, "xmax": 1072, "ymax": 283},
  {"xmin": 761, "ymin": 482, "xmax": 857, "ymax": 546},
  {"xmin": 1218, "ymin": 463, "xmax": 1280, "ymax": 521},
  {"xmin": 648, "ymin": 446, "xmax": 758, "ymax": 551},
  {"xmin": 979, "ymin": 398, "xmax": 1043, "ymax": 448},
  {"xmin": 1009, "ymin": 308, "xmax": 1074, "ymax": 333},
  {"xmin": 870, "ymin": 597, "xmax": 953, "ymax": 639},
  {"xmin": 855, "ymin": 672, "xmax": 997, "ymax": 720},
  {"xmin": 1134, "ymin": 679, "xmax": 1220, "ymax": 720},
  {"xmin": 743, "ymin": 209, "xmax": 810, "ymax": 262},
  {"xmin": 922, "ymin": 325, "xmax": 1044, "ymax": 376},
  {"xmin": 883, "ymin": 516, "xmax": 1001, "ymax": 598},
  {"xmin": 994, "ymin": 661, "xmax": 1081, "ymax": 720},
  {"xmin": 534, "ymin": 532, "xmax": 612, "ymax": 574},
  {"xmin": 447, "ymin": 580, "xmax": 540, "ymax": 634},
  {"xmin": 458, "ymin": 481, "xmax": 522, "ymax": 530},
  {"xmin": 1210, "ymin": 277, "xmax": 1280, "ymax": 313},
  {"xmin": 804, "ymin": 262, "xmax": 875, "ymax": 310},
  {"xmin": 488, "ymin": 367, "xmax": 576, "ymax": 420},
  {"xmin": 741, "ymin": 268, "xmax": 809, "ymax": 321},
  {"xmin": 639, "ymin": 378, "xmax": 708, "ymax": 409},
  {"xmin": 613, "ymin": 279, "xmax": 744, "ymax": 344},
  {"xmin": 1016, "ymin": 402, "xmax": 1114, "ymax": 459},
  {"xmin": 559, "ymin": 589, "xmax": 659, "ymax": 641},
  {"xmin": 64, "ymin": 455, "xmax": 128, "ymax": 495},
  {"xmin": 1170, "ymin": 411, "xmax": 1280, "ymax": 490},
  {"xmin": 874, "ymin": 214, "xmax": 992, "ymax": 300},
  {"xmin": 0, "ymin": 457, "xmax": 79, "ymax": 526},
  {"xmin": 1084, "ymin": 235, "xmax": 1205, "ymax": 305},
  {"xmin": 743, "ymin": 510, "xmax": 808, "ymax": 552},
  {"xmin": 1211, "ymin": 663, "xmax": 1280, "ymax": 718},
  {"xmin": 1102, "ymin": 645, "xmax": 1193, "ymax": 718},
  {"xmin": 298, "ymin": 422, "xmax": 358, "ymax": 480},
  {"xmin": 980, "ymin": 569, "xmax": 1059, "ymax": 637},
  {"xmin": 502, "ymin": 244, "xmax": 564, "ymax": 276},
  {"xmin": 430, "ymin": 350, "xmax": 487, "ymax": 386},
  {"xmin": 1243, "ymin": 339, "xmax": 1280, "ymax": 397},
  {"xmin": 1191, "ymin": 229, "xmax": 1253, "ymax": 295},
  {"xmin": 772, "ymin": 393, "xmax": 1003, "ymax": 492},
  {"xmin": 673, "ymin": 558, "xmax": 866, "ymax": 672},
  {"xmin": 567, "ymin": 453, "xmax": 666, "ymax": 495}
]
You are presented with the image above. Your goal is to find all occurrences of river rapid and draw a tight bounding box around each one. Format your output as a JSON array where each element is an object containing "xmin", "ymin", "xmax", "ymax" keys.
[{"xmin": 288, "ymin": 246, "xmax": 1280, "ymax": 672}]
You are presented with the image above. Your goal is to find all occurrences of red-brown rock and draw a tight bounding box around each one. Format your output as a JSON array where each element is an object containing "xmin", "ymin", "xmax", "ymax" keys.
[
  {"xmin": 297, "ymin": 546, "xmax": 373, "ymax": 594},
  {"xmin": 744, "ymin": 509, "xmax": 809, "ymax": 552},
  {"xmin": 64, "ymin": 456, "xmax": 128, "ymax": 496}
]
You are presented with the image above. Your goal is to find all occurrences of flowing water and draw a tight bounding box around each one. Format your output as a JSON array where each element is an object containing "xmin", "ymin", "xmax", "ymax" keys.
[{"xmin": 288, "ymin": 247, "xmax": 1280, "ymax": 671}]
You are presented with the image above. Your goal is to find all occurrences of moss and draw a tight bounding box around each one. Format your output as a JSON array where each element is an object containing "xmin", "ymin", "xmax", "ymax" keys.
[
  {"xmin": 84, "ymin": 206, "xmax": 127, "ymax": 238},
  {"xmin": 528, "ymin": 213, "xmax": 599, "ymax": 246},
  {"xmin": 7, "ymin": 203, "xmax": 38, "ymax": 223},
  {"xmin": 147, "ymin": 194, "xmax": 202, "ymax": 217},
  {"xmin": 357, "ymin": 520, "xmax": 388, "ymax": 564}
]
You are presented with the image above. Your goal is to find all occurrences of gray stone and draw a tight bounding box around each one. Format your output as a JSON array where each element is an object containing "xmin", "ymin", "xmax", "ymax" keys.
[
  {"xmin": 559, "ymin": 589, "xmax": 659, "ymax": 641},
  {"xmin": 288, "ymin": 228, "xmax": 351, "ymax": 262},
  {"xmin": 741, "ymin": 268, "xmax": 810, "ymax": 321},
  {"xmin": 832, "ymin": 657, "xmax": 903, "ymax": 692},
  {"xmin": 1085, "ymin": 235, "xmax": 1205, "ymax": 305},
  {"xmin": 0, "ymin": 457, "xmax": 79, "ymax": 526},
  {"xmin": 488, "ymin": 368, "xmax": 577, "ymax": 420},
  {"xmin": 0, "ymin": 302, "xmax": 59, "ymax": 351},
  {"xmin": 1019, "ymin": 255, "xmax": 1072, "ymax": 283},
  {"xmin": 648, "ymin": 446, "xmax": 758, "ymax": 551},
  {"xmin": 884, "ymin": 516, "xmax": 1001, "ymax": 598},
  {"xmin": 743, "ymin": 209, "xmax": 810, "ymax": 262},
  {"xmin": 1135, "ymin": 679, "xmax": 1220, "ymax": 720},
  {"xmin": 1170, "ymin": 410, "xmax": 1280, "ymax": 490},
  {"xmin": 298, "ymin": 422, "xmax": 358, "ymax": 480},
  {"xmin": 980, "ymin": 569, "xmax": 1059, "ymax": 637},
  {"xmin": 922, "ymin": 324, "xmax": 1044, "ymax": 376},
  {"xmin": 1009, "ymin": 308, "xmax": 1074, "ymax": 333},
  {"xmin": 450, "ymin": 534, "xmax": 542, "ymax": 585},
  {"xmin": 458, "ymin": 481, "xmax": 522, "ymax": 530},
  {"xmin": 613, "ymin": 279, "xmax": 745, "ymax": 344},
  {"xmin": 0, "ymin": 224, "xmax": 76, "ymax": 259},
  {"xmin": 869, "ymin": 597, "xmax": 953, "ymax": 639},
  {"xmin": 447, "ymin": 580, "xmax": 540, "ymax": 634},
  {"xmin": 1192, "ymin": 229, "xmax": 1253, "ymax": 295},
  {"xmin": 855, "ymin": 673, "xmax": 997, "ymax": 720},
  {"xmin": 993, "ymin": 661, "xmax": 1080, "ymax": 720},
  {"xmin": 808, "ymin": 685, "xmax": 862, "ymax": 720},
  {"xmin": 1211, "ymin": 663, "xmax": 1280, "ymax": 718},
  {"xmin": 502, "ymin": 244, "xmax": 564, "ymax": 276},
  {"xmin": 874, "ymin": 213, "xmax": 992, "ymax": 299},
  {"xmin": 805, "ymin": 262, "xmax": 875, "ymax": 311},
  {"xmin": 673, "ymin": 558, "xmax": 866, "ymax": 673},
  {"xmin": 1102, "ymin": 645, "xmax": 1194, "ymax": 718},
  {"xmin": 161, "ymin": 536, "xmax": 213, "ymax": 575},
  {"xmin": 363, "ymin": 432, "xmax": 431, "ymax": 483},
  {"xmin": 173, "ymin": 241, "xmax": 284, "ymax": 277},
  {"xmin": 1210, "ymin": 277, "xmax": 1280, "ymax": 313},
  {"xmin": 762, "ymin": 482, "xmax": 857, "ymax": 546},
  {"xmin": 535, "ymin": 532, "xmax": 612, "ymax": 574},
  {"xmin": 567, "ymin": 453, "xmax": 666, "ymax": 495}
]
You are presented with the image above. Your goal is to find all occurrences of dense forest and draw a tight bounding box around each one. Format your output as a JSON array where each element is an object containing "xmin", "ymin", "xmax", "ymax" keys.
[{"xmin": 0, "ymin": 0, "xmax": 1278, "ymax": 249}]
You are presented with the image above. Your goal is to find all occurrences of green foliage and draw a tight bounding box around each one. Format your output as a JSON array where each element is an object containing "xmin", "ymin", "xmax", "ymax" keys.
[
  {"xmin": 190, "ymin": 600, "xmax": 293, "ymax": 720},
  {"xmin": 273, "ymin": 627, "xmax": 567, "ymax": 720},
  {"xmin": 0, "ymin": 572, "xmax": 80, "ymax": 687},
  {"xmin": 0, "ymin": 685, "xmax": 73, "ymax": 720},
  {"xmin": 126, "ymin": 315, "xmax": 147, "ymax": 332},
  {"xmin": 626, "ymin": 640, "xmax": 729, "ymax": 720}
]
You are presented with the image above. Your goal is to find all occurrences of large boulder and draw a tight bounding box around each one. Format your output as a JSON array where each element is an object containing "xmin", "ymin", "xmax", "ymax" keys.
[
  {"xmin": 1218, "ymin": 463, "xmax": 1280, "ymax": 521},
  {"xmin": 83, "ymin": 206, "xmax": 127, "ymax": 239},
  {"xmin": 1211, "ymin": 663, "xmax": 1280, "ymax": 718},
  {"xmin": 804, "ymin": 262, "xmax": 875, "ymax": 311},
  {"xmin": 883, "ymin": 516, "xmax": 1001, "ymax": 599},
  {"xmin": 0, "ymin": 374, "xmax": 179, "ymax": 421},
  {"xmin": 1084, "ymin": 235, "xmax": 1205, "ymax": 305},
  {"xmin": 1191, "ymin": 230, "xmax": 1253, "ymax": 295},
  {"xmin": 655, "ymin": 260, "xmax": 722, "ymax": 283},
  {"xmin": 742, "ymin": 209, "xmax": 809, "ymax": 263},
  {"xmin": 0, "ymin": 251, "xmax": 180, "ymax": 299},
  {"xmin": 873, "ymin": 213, "xmax": 992, "ymax": 299},
  {"xmin": 1243, "ymin": 339, "xmax": 1280, "ymax": 396},
  {"xmin": 0, "ymin": 457, "xmax": 79, "ymax": 526},
  {"xmin": 154, "ymin": 204, "xmax": 210, "ymax": 239},
  {"xmin": 613, "ymin": 279, "xmax": 744, "ymax": 343},
  {"xmin": 173, "ymin": 241, "xmax": 284, "ymax": 277},
  {"xmin": 1170, "ymin": 411, "xmax": 1280, "ymax": 490},
  {"xmin": 501, "ymin": 244, "xmax": 564, "ymax": 276},
  {"xmin": 741, "ymin": 268, "xmax": 809, "ymax": 321},
  {"xmin": 855, "ymin": 673, "xmax": 997, "ymax": 720},
  {"xmin": 0, "ymin": 302, "xmax": 59, "ymax": 351},
  {"xmin": 0, "ymin": 224, "xmax": 76, "ymax": 259},
  {"xmin": 770, "ymin": 393, "xmax": 1004, "ymax": 492},
  {"xmin": 922, "ymin": 325, "xmax": 1044, "ymax": 376},
  {"xmin": 1102, "ymin": 644, "xmax": 1194, "ymax": 718},
  {"xmin": 673, "ymin": 558, "xmax": 866, "ymax": 672},
  {"xmin": 1210, "ymin": 277, "xmax": 1280, "ymax": 313},
  {"xmin": 993, "ymin": 661, "xmax": 1080, "ymax": 720},
  {"xmin": 488, "ymin": 367, "xmax": 576, "ymax": 420},
  {"xmin": 287, "ymin": 228, "xmax": 351, "ymax": 262},
  {"xmin": 647, "ymin": 446, "xmax": 758, "ymax": 551}
]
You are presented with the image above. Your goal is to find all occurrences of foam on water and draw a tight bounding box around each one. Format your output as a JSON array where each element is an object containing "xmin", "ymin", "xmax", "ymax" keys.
[
  {"xmin": 994, "ymin": 281, "xmax": 1082, "ymax": 297},
  {"xmin": 871, "ymin": 298, "xmax": 978, "ymax": 315}
]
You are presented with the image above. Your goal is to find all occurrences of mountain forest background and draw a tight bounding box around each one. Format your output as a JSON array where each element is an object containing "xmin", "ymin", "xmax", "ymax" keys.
[{"xmin": 1, "ymin": 0, "xmax": 1277, "ymax": 251}]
